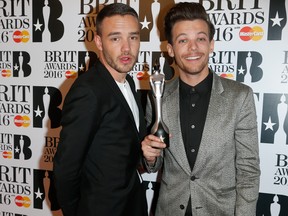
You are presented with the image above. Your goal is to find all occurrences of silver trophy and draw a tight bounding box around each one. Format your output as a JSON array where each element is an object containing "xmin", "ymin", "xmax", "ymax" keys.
[{"xmin": 150, "ymin": 61, "xmax": 169, "ymax": 147}]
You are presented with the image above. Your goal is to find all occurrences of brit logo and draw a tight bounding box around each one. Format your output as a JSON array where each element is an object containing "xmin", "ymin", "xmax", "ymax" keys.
[
  {"xmin": 236, "ymin": 51, "xmax": 263, "ymax": 84},
  {"xmin": 32, "ymin": 0, "xmax": 64, "ymax": 42},
  {"xmin": 13, "ymin": 134, "xmax": 32, "ymax": 160},
  {"xmin": 261, "ymin": 93, "xmax": 288, "ymax": 145},
  {"xmin": 77, "ymin": 51, "xmax": 98, "ymax": 76},
  {"xmin": 33, "ymin": 169, "xmax": 60, "ymax": 211},
  {"xmin": 257, "ymin": 193, "xmax": 288, "ymax": 215},
  {"xmin": 33, "ymin": 86, "xmax": 62, "ymax": 129},
  {"xmin": 43, "ymin": 50, "xmax": 97, "ymax": 79},
  {"xmin": 13, "ymin": 51, "xmax": 32, "ymax": 77},
  {"xmin": 139, "ymin": 0, "xmax": 173, "ymax": 42},
  {"xmin": 209, "ymin": 51, "xmax": 263, "ymax": 82},
  {"xmin": 0, "ymin": 134, "xmax": 33, "ymax": 160},
  {"xmin": 267, "ymin": 0, "xmax": 287, "ymax": 40},
  {"xmin": 0, "ymin": 51, "xmax": 31, "ymax": 78}
]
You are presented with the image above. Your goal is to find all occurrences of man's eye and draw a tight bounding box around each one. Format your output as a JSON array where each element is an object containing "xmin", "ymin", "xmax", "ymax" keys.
[
  {"xmin": 131, "ymin": 36, "xmax": 139, "ymax": 40},
  {"xmin": 111, "ymin": 37, "xmax": 119, "ymax": 42},
  {"xmin": 198, "ymin": 37, "xmax": 206, "ymax": 42},
  {"xmin": 178, "ymin": 39, "xmax": 187, "ymax": 43}
]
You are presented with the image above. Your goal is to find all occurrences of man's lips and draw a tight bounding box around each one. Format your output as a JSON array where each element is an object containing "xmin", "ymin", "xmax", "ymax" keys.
[
  {"xmin": 185, "ymin": 55, "xmax": 201, "ymax": 60},
  {"xmin": 120, "ymin": 56, "xmax": 132, "ymax": 64}
]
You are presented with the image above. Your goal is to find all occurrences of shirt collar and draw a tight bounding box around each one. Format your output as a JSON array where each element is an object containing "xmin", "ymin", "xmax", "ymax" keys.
[{"xmin": 179, "ymin": 71, "xmax": 213, "ymax": 95}]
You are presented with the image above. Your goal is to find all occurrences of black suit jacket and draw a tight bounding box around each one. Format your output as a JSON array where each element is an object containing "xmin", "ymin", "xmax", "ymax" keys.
[{"xmin": 53, "ymin": 59, "xmax": 148, "ymax": 216}]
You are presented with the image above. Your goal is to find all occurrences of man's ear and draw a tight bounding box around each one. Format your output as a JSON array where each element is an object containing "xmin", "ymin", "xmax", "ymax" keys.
[
  {"xmin": 94, "ymin": 35, "xmax": 103, "ymax": 51},
  {"xmin": 167, "ymin": 43, "xmax": 174, "ymax": 57},
  {"xmin": 210, "ymin": 39, "xmax": 215, "ymax": 54}
]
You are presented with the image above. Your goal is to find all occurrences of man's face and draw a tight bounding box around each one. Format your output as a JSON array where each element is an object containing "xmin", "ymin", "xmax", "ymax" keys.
[
  {"xmin": 95, "ymin": 15, "xmax": 140, "ymax": 75},
  {"xmin": 167, "ymin": 19, "xmax": 214, "ymax": 78}
]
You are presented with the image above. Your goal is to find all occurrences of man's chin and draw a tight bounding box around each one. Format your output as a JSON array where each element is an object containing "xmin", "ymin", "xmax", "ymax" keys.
[{"xmin": 118, "ymin": 65, "xmax": 135, "ymax": 73}]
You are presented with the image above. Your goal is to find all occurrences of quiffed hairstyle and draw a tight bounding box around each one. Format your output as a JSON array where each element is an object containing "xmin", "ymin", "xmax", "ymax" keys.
[
  {"xmin": 96, "ymin": 3, "xmax": 139, "ymax": 36},
  {"xmin": 164, "ymin": 2, "xmax": 215, "ymax": 44}
]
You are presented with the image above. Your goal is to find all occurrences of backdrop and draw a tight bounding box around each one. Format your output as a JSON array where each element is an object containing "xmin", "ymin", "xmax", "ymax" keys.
[{"xmin": 0, "ymin": 0, "xmax": 287, "ymax": 215}]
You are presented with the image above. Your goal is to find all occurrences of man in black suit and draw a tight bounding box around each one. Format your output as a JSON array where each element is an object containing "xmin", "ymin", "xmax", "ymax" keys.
[{"xmin": 53, "ymin": 3, "xmax": 147, "ymax": 216}]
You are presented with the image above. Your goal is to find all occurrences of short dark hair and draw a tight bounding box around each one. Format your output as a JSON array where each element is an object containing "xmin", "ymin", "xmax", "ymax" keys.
[
  {"xmin": 164, "ymin": 2, "xmax": 215, "ymax": 44},
  {"xmin": 96, "ymin": 3, "xmax": 139, "ymax": 36}
]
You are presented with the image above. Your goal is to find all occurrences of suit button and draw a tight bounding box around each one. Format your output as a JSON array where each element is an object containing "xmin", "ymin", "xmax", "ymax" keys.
[
  {"xmin": 180, "ymin": 204, "xmax": 185, "ymax": 210},
  {"xmin": 191, "ymin": 176, "xmax": 196, "ymax": 181}
]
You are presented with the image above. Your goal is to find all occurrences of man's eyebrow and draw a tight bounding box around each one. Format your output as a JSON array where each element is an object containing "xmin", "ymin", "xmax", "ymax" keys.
[
  {"xmin": 197, "ymin": 31, "xmax": 209, "ymax": 36},
  {"xmin": 107, "ymin": 32, "xmax": 121, "ymax": 37},
  {"xmin": 175, "ymin": 33, "xmax": 187, "ymax": 40},
  {"xmin": 130, "ymin": 31, "xmax": 140, "ymax": 35},
  {"xmin": 107, "ymin": 31, "xmax": 140, "ymax": 37},
  {"xmin": 175, "ymin": 31, "xmax": 208, "ymax": 40}
]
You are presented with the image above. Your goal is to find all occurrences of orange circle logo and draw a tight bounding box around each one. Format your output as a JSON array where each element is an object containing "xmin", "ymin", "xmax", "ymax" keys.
[
  {"xmin": 137, "ymin": 71, "xmax": 149, "ymax": 80},
  {"xmin": 65, "ymin": 70, "xmax": 77, "ymax": 78},
  {"xmin": 15, "ymin": 195, "xmax": 31, "ymax": 208},
  {"xmin": 13, "ymin": 30, "xmax": 30, "ymax": 43},
  {"xmin": 3, "ymin": 151, "xmax": 12, "ymax": 159},
  {"xmin": 239, "ymin": 26, "xmax": 264, "ymax": 41},
  {"xmin": 220, "ymin": 73, "xmax": 234, "ymax": 79},
  {"xmin": 14, "ymin": 115, "xmax": 30, "ymax": 127},
  {"xmin": 22, "ymin": 115, "xmax": 30, "ymax": 127},
  {"xmin": 2, "ymin": 69, "xmax": 11, "ymax": 77}
]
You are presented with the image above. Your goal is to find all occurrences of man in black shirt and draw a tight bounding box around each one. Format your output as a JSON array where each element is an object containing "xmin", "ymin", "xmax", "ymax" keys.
[{"xmin": 142, "ymin": 2, "xmax": 260, "ymax": 216}]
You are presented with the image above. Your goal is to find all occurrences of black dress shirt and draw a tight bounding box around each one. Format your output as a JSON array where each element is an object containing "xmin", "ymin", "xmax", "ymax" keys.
[{"xmin": 179, "ymin": 72, "xmax": 213, "ymax": 216}]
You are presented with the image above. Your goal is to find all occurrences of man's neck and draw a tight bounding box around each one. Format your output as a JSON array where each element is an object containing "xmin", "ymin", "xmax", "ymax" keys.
[
  {"xmin": 179, "ymin": 70, "xmax": 210, "ymax": 87},
  {"xmin": 99, "ymin": 55, "xmax": 127, "ymax": 83}
]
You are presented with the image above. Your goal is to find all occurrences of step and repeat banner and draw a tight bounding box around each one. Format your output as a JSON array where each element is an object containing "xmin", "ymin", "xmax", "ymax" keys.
[{"xmin": 0, "ymin": 0, "xmax": 288, "ymax": 215}]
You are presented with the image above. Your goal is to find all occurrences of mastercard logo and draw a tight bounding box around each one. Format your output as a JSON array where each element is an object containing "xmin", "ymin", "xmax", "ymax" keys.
[
  {"xmin": 13, "ymin": 30, "xmax": 30, "ymax": 43},
  {"xmin": 220, "ymin": 73, "xmax": 234, "ymax": 79},
  {"xmin": 239, "ymin": 26, "xmax": 264, "ymax": 41},
  {"xmin": 14, "ymin": 115, "xmax": 30, "ymax": 127},
  {"xmin": 2, "ymin": 151, "xmax": 12, "ymax": 159},
  {"xmin": 1, "ymin": 69, "xmax": 11, "ymax": 77},
  {"xmin": 65, "ymin": 70, "xmax": 77, "ymax": 79},
  {"xmin": 136, "ymin": 71, "xmax": 149, "ymax": 80},
  {"xmin": 15, "ymin": 195, "xmax": 31, "ymax": 208}
]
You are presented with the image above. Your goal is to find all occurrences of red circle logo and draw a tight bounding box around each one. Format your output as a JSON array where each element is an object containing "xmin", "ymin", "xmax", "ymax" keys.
[
  {"xmin": 239, "ymin": 26, "xmax": 264, "ymax": 41},
  {"xmin": 13, "ymin": 30, "xmax": 30, "ymax": 43},
  {"xmin": 65, "ymin": 70, "xmax": 77, "ymax": 78},
  {"xmin": 136, "ymin": 71, "xmax": 149, "ymax": 80},
  {"xmin": 2, "ymin": 151, "xmax": 12, "ymax": 159},
  {"xmin": 13, "ymin": 30, "xmax": 22, "ymax": 43},
  {"xmin": 2, "ymin": 69, "xmax": 11, "ymax": 77},
  {"xmin": 15, "ymin": 195, "xmax": 31, "ymax": 207},
  {"xmin": 14, "ymin": 115, "xmax": 30, "ymax": 127}
]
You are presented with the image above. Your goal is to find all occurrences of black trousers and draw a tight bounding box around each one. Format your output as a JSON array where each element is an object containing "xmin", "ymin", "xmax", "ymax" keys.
[{"xmin": 185, "ymin": 197, "xmax": 192, "ymax": 216}]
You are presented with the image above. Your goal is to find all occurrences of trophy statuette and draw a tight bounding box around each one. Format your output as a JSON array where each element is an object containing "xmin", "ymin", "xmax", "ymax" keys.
[{"xmin": 150, "ymin": 61, "xmax": 169, "ymax": 147}]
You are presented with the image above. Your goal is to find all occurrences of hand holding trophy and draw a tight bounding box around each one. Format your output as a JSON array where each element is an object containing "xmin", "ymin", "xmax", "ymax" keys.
[{"xmin": 150, "ymin": 61, "xmax": 169, "ymax": 147}]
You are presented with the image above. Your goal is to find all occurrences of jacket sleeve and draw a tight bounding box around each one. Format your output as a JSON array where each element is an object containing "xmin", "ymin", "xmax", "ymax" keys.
[
  {"xmin": 53, "ymin": 84, "xmax": 100, "ymax": 216},
  {"xmin": 235, "ymin": 87, "xmax": 261, "ymax": 216}
]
